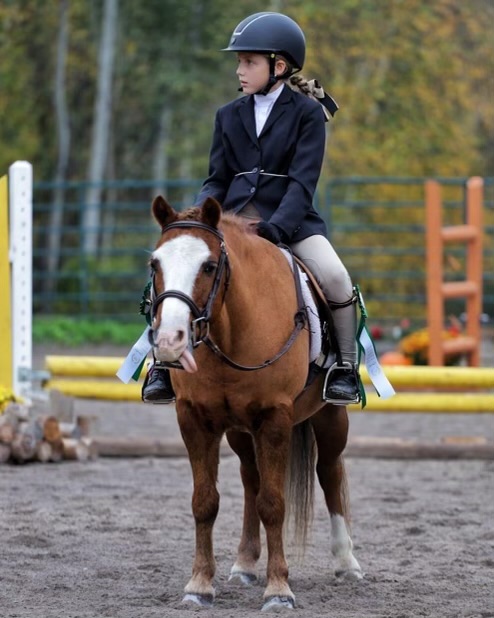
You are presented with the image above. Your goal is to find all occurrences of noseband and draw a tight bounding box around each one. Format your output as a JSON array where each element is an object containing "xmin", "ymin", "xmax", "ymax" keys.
[
  {"xmin": 151, "ymin": 219, "xmax": 307, "ymax": 371},
  {"xmin": 151, "ymin": 220, "xmax": 230, "ymax": 348}
]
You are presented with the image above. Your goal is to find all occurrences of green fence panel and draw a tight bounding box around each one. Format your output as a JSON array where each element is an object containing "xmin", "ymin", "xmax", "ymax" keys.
[{"xmin": 32, "ymin": 177, "xmax": 494, "ymax": 325}]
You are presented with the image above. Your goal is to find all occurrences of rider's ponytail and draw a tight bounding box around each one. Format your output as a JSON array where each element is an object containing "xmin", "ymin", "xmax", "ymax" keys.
[{"xmin": 287, "ymin": 74, "xmax": 339, "ymax": 120}]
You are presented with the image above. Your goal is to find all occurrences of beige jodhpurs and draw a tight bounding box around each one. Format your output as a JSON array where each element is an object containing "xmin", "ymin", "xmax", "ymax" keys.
[
  {"xmin": 238, "ymin": 205, "xmax": 357, "ymax": 364},
  {"xmin": 290, "ymin": 234, "xmax": 357, "ymax": 364}
]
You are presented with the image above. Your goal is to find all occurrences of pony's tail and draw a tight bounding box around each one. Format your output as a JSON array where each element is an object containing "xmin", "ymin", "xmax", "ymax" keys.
[{"xmin": 284, "ymin": 420, "xmax": 316, "ymax": 557}]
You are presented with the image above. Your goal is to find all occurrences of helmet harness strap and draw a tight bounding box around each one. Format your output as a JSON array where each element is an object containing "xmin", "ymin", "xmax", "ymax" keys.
[
  {"xmin": 257, "ymin": 53, "xmax": 279, "ymax": 96},
  {"xmin": 256, "ymin": 53, "xmax": 301, "ymax": 96}
]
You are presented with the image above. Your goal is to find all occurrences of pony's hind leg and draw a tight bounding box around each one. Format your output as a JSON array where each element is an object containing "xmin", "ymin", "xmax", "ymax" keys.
[
  {"xmin": 177, "ymin": 402, "xmax": 223, "ymax": 607},
  {"xmin": 311, "ymin": 404, "xmax": 363, "ymax": 581},
  {"xmin": 226, "ymin": 430, "xmax": 261, "ymax": 585}
]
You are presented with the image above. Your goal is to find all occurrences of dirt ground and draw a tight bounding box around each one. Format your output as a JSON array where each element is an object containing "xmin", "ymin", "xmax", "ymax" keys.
[{"xmin": 0, "ymin": 343, "xmax": 493, "ymax": 618}]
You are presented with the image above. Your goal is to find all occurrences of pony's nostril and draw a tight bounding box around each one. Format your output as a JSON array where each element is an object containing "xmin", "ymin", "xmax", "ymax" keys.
[{"xmin": 176, "ymin": 330, "xmax": 186, "ymax": 344}]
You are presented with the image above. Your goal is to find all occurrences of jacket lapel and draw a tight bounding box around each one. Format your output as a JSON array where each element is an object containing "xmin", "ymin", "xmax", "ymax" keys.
[
  {"xmin": 238, "ymin": 96, "xmax": 258, "ymax": 146},
  {"xmin": 259, "ymin": 85, "xmax": 292, "ymax": 138}
]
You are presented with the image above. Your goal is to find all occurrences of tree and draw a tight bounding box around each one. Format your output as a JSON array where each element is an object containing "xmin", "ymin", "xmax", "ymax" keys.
[
  {"xmin": 294, "ymin": 0, "xmax": 494, "ymax": 177},
  {"xmin": 1, "ymin": 0, "xmax": 492, "ymax": 182},
  {"xmin": 82, "ymin": 0, "xmax": 119, "ymax": 256},
  {"xmin": 44, "ymin": 0, "xmax": 70, "ymax": 309}
]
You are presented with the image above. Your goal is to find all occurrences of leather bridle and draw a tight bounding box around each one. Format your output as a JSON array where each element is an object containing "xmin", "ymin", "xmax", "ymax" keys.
[{"xmin": 151, "ymin": 220, "xmax": 230, "ymax": 349}]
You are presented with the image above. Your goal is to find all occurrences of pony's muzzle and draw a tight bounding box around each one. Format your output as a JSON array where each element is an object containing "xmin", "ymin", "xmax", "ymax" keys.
[
  {"xmin": 150, "ymin": 326, "xmax": 198, "ymax": 373},
  {"xmin": 153, "ymin": 328, "xmax": 186, "ymax": 356}
]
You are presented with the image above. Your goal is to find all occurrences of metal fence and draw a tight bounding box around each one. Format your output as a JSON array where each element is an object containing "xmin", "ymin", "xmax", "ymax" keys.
[{"xmin": 32, "ymin": 177, "xmax": 494, "ymax": 325}]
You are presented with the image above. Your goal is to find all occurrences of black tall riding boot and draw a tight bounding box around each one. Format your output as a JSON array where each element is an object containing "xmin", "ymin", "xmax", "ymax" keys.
[
  {"xmin": 322, "ymin": 299, "xmax": 361, "ymax": 404},
  {"xmin": 141, "ymin": 362, "xmax": 176, "ymax": 404}
]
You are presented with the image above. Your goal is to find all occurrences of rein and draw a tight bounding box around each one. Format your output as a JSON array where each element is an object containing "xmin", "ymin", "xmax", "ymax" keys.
[{"xmin": 151, "ymin": 219, "xmax": 307, "ymax": 371}]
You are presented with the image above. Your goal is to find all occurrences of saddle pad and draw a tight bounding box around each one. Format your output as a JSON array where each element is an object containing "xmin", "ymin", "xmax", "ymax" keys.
[{"xmin": 280, "ymin": 248, "xmax": 321, "ymax": 363}]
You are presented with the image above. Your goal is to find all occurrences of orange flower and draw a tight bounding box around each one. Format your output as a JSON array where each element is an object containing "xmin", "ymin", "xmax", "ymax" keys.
[{"xmin": 399, "ymin": 324, "xmax": 462, "ymax": 366}]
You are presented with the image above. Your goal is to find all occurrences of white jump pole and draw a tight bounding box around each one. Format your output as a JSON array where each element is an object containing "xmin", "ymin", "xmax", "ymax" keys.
[{"xmin": 9, "ymin": 161, "xmax": 33, "ymax": 397}]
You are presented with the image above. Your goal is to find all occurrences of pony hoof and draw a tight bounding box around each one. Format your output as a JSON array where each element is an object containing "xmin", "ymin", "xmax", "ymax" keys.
[
  {"xmin": 335, "ymin": 568, "xmax": 364, "ymax": 581},
  {"xmin": 182, "ymin": 593, "xmax": 214, "ymax": 608},
  {"xmin": 262, "ymin": 595, "xmax": 295, "ymax": 611},
  {"xmin": 229, "ymin": 570, "xmax": 258, "ymax": 585}
]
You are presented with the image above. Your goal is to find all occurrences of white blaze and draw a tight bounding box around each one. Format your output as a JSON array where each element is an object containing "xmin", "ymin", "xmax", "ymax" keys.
[{"xmin": 152, "ymin": 235, "xmax": 211, "ymax": 341}]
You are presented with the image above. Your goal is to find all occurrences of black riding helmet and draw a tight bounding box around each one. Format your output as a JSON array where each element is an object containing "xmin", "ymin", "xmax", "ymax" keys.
[{"xmin": 223, "ymin": 12, "xmax": 306, "ymax": 94}]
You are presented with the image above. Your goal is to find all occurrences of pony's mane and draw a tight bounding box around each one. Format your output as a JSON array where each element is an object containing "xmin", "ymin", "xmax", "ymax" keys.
[
  {"xmin": 221, "ymin": 212, "xmax": 255, "ymax": 235},
  {"xmin": 178, "ymin": 207, "xmax": 256, "ymax": 236}
]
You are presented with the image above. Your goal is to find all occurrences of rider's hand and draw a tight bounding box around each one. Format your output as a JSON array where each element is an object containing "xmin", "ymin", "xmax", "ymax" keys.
[{"xmin": 256, "ymin": 221, "xmax": 285, "ymax": 245}]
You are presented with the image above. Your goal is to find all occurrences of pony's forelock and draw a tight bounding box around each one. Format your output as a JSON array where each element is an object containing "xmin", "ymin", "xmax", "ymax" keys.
[{"xmin": 178, "ymin": 207, "xmax": 202, "ymax": 221}]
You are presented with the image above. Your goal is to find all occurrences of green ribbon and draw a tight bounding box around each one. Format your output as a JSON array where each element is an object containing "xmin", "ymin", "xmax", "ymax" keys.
[
  {"xmin": 139, "ymin": 280, "xmax": 153, "ymax": 326},
  {"xmin": 355, "ymin": 284, "xmax": 369, "ymax": 408},
  {"xmin": 131, "ymin": 357, "xmax": 146, "ymax": 382},
  {"xmin": 354, "ymin": 283, "xmax": 396, "ymax": 408},
  {"xmin": 129, "ymin": 280, "xmax": 153, "ymax": 381}
]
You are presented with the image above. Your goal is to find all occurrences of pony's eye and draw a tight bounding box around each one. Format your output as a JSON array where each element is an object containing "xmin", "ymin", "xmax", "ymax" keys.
[
  {"xmin": 149, "ymin": 258, "xmax": 159, "ymax": 272},
  {"xmin": 203, "ymin": 261, "xmax": 217, "ymax": 275}
]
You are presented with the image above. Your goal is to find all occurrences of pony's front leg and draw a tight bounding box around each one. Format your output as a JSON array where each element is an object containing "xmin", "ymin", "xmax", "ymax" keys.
[
  {"xmin": 226, "ymin": 430, "xmax": 261, "ymax": 585},
  {"xmin": 177, "ymin": 402, "xmax": 222, "ymax": 608},
  {"xmin": 254, "ymin": 406, "xmax": 295, "ymax": 611}
]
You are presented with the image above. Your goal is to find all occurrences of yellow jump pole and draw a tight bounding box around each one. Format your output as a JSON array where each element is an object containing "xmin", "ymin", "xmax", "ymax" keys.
[
  {"xmin": 45, "ymin": 355, "xmax": 133, "ymax": 378},
  {"xmin": 44, "ymin": 356, "xmax": 494, "ymax": 389},
  {"xmin": 360, "ymin": 366, "xmax": 494, "ymax": 389},
  {"xmin": 42, "ymin": 377, "xmax": 494, "ymax": 412},
  {"xmin": 45, "ymin": 379, "xmax": 144, "ymax": 401},
  {"xmin": 349, "ymin": 393, "xmax": 494, "ymax": 413}
]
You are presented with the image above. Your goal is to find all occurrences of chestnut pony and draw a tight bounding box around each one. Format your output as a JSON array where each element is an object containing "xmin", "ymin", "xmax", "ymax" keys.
[{"xmin": 149, "ymin": 196, "xmax": 362, "ymax": 611}]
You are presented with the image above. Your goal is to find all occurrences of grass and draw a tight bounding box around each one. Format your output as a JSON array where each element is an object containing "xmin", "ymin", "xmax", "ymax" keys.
[{"xmin": 33, "ymin": 316, "xmax": 146, "ymax": 347}]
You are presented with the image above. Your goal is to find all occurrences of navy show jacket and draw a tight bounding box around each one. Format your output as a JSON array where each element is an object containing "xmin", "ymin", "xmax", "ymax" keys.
[{"xmin": 195, "ymin": 84, "xmax": 328, "ymax": 243}]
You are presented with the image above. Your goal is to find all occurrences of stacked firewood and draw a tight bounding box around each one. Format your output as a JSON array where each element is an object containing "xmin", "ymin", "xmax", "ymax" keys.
[{"xmin": 0, "ymin": 401, "xmax": 97, "ymax": 464}]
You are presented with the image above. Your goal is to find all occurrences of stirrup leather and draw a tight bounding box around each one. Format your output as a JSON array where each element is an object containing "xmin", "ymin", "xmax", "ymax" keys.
[{"xmin": 322, "ymin": 361, "xmax": 361, "ymax": 405}]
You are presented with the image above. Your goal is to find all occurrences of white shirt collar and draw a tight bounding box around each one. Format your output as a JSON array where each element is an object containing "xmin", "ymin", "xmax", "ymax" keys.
[
  {"xmin": 253, "ymin": 85, "xmax": 284, "ymax": 135},
  {"xmin": 253, "ymin": 84, "xmax": 284, "ymax": 107}
]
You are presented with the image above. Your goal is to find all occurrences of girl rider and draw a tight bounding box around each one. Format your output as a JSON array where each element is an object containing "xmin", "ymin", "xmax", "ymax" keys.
[{"xmin": 143, "ymin": 12, "xmax": 360, "ymax": 405}]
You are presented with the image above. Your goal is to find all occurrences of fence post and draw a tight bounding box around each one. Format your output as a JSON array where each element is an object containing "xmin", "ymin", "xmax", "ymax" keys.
[
  {"xmin": 425, "ymin": 177, "xmax": 483, "ymax": 366},
  {"xmin": 0, "ymin": 173, "xmax": 12, "ymax": 389},
  {"xmin": 9, "ymin": 161, "xmax": 33, "ymax": 395}
]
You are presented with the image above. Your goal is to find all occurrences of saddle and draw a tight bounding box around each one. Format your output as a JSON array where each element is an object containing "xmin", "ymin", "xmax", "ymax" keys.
[
  {"xmin": 293, "ymin": 256, "xmax": 331, "ymax": 336},
  {"xmin": 280, "ymin": 250, "xmax": 338, "ymax": 382}
]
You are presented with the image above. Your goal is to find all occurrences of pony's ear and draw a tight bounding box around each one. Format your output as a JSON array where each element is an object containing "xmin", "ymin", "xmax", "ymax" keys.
[
  {"xmin": 200, "ymin": 197, "xmax": 222, "ymax": 229},
  {"xmin": 152, "ymin": 195, "xmax": 177, "ymax": 229}
]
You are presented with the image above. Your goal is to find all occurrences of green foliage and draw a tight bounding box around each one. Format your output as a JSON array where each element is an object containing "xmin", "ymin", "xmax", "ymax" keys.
[
  {"xmin": 33, "ymin": 316, "xmax": 144, "ymax": 346},
  {"xmin": 3, "ymin": 0, "xmax": 493, "ymax": 323},
  {"xmin": 52, "ymin": 254, "xmax": 147, "ymax": 315},
  {"xmin": 293, "ymin": 0, "xmax": 494, "ymax": 177},
  {"xmin": 1, "ymin": 0, "xmax": 492, "ymax": 180}
]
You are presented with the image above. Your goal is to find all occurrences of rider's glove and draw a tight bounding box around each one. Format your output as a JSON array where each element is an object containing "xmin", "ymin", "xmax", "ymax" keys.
[{"xmin": 256, "ymin": 221, "xmax": 286, "ymax": 245}]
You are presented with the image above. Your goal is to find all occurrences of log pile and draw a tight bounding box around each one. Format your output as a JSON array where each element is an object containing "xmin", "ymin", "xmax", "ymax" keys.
[{"xmin": 0, "ymin": 400, "xmax": 97, "ymax": 465}]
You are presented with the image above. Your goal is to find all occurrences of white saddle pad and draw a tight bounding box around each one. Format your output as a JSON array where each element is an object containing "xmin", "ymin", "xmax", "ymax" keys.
[{"xmin": 280, "ymin": 249, "xmax": 321, "ymax": 363}]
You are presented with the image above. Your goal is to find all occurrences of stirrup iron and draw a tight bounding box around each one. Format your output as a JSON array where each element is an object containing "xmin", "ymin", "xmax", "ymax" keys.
[{"xmin": 322, "ymin": 361, "xmax": 361, "ymax": 405}]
